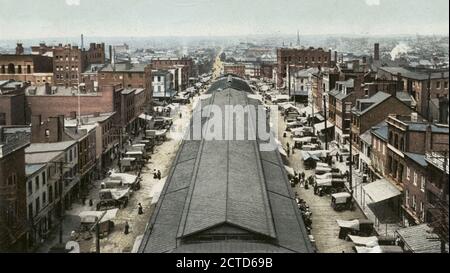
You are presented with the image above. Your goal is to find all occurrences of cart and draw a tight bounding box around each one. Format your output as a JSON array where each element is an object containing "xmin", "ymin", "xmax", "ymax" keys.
[
  {"xmin": 331, "ymin": 192, "xmax": 353, "ymax": 211},
  {"xmin": 337, "ymin": 219, "xmax": 375, "ymax": 240}
]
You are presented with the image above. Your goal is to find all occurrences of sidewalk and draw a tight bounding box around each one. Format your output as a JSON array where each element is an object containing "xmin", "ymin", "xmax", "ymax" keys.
[{"xmin": 331, "ymin": 143, "xmax": 402, "ymax": 237}]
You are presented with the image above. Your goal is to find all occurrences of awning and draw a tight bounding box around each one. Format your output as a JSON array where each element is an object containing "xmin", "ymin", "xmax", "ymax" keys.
[
  {"xmin": 332, "ymin": 192, "xmax": 352, "ymax": 203},
  {"xmin": 79, "ymin": 208, "xmax": 119, "ymax": 224},
  {"xmin": 363, "ymin": 179, "xmax": 401, "ymax": 204},
  {"xmin": 348, "ymin": 235, "xmax": 378, "ymax": 247},
  {"xmin": 138, "ymin": 114, "xmax": 153, "ymax": 121},
  {"xmin": 301, "ymin": 151, "xmax": 320, "ymax": 162},
  {"xmin": 314, "ymin": 121, "xmax": 334, "ymax": 132}
]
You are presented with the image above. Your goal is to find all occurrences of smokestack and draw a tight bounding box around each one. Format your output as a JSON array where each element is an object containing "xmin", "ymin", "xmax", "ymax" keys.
[
  {"xmin": 109, "ymin": 45, "xmax": 113, "ymax": 63},
  {"xmin": 112, "ymin": 47, "xmax": 116, "ymax": 71},
  {"xmin": 374, "ymin": 43, "xmax": 380, "ymax": 61},
  {"xmin": 334, "ymin": 51, "xmax": 338, "ymax": 63},
  {"xmin": 81, "ymin": 34, "xmax": 84, "ymax": 51}
]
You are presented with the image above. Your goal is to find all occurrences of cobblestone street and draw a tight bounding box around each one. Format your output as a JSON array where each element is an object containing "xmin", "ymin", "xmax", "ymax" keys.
[{"xmin": 275, "ymin": 103, "xmax": 367, "ymax": 253}]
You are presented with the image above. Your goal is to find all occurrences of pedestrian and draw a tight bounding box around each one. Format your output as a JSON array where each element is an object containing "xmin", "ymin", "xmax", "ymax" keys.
[
  {"xmin": 124, "ymin": 221, "xmax": 130, "ymax": 235},
  {"xmin": 179, "ymin": 112, "xmax": 182, "ymax": 119},
  {"xmin": 89, "ymin": 199, "xmax": 93, "ymax": 207},
  {"xmin": 138, "ymin": 203, "xmax": 144, "ymax": 215},
  {"xmin": 153, "ymin": 169, "xmax": 157, "ymax": 179},
  {"xmin": 157, "ymin": 170, "xmax": 162, "ymax": 180},
  {"xmin": 286, "ymin": 142, "xmax": 290, "ymax": 150}
]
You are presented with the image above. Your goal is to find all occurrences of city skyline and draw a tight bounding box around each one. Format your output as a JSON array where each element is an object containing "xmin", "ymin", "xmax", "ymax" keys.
[{"xmin": 0, "ymin": 0, "xmax": 449, "ymax": 39}]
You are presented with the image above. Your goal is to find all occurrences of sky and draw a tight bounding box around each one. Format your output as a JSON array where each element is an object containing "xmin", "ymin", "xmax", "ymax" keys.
[{"xmin": 0, "ymin": 0, "xmax": 448, "ymax": 39}]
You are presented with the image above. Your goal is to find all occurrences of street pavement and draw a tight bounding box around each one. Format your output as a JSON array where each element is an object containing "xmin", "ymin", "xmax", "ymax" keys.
[{"xmin": 274, "ymin": 100, "xmax": 367, "ymax": 253}]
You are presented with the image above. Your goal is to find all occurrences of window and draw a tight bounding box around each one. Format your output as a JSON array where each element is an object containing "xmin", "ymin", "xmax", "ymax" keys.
[
  {"xmin": 405, "ymin": 189, "xmax": 409, "ymax": 207},
  {"xmin": 406, "ymin": 167, "xmax": 410, "ymax": 180},
  {"xmin": 382, "ymin": 144, "xmax": 385, "ymax": 155},
  {"xmin": 35, "ymin": 197, "xmax": 40, "ymax": 216},
  {"xmin": 7, "ymin": 173, "xmax": 17, "ymax": 185},
  {"xmin": 35, "ymin": 176, "xmax": 40, "ymax": 190},
  {"xmin": 49, "ymin": 186, "xmax": 53, "ymax": 203},
  {"xmin": 27, "ymin": 65, "xmax": 31, "ymax": 74},
  {"xmin": 45, "ymin": 129, "xmax": 50, "ymax": 137},
  {"xmin": 42, "ymin": 172, "xmax": 46, "ymax": 185},
  {"xmin": 17, "ymin": 65, "xmax": 22, "ymax": 74},
  {"xmin": 445, "ymin": 81, "xmax": 448, "ymax": 89},
  {"xmin": 28, "ymin": 203, "xmax": 33, "ymax": 221},
  {"xmin": 420, "ymin": 202, "xmax": 425, "ymax": 220},
  {"xmin": 1, "ymin": 65, "xmax": 5, "ymax": 74},
  {"xmin": 42, "ymin": 191, "xmax": 46, "ymax": 205},
  {"xmin": 28, "ymin": 180, "xmax": 33, "ymax": 195},
  {"xmin": 420, "ymin": 176, "xmax": 425, "ymax": 192},
  {"xmin": 413, "ymin": 172, "xmax": 417, "ymax": 186},
  {"xmin": 7, "ymin": 63, "xmax": 15, "ymax": 74},
  {"xmin": 436, "ymin": 81, "xmax": 441, "ymax": 89},
  {"xmin": 412, "ymin": 195, "xmax": 416, "ymax": 211},
  {"xmin": 394, "ymin": 134, "xmax": 399, "ymax": 148}
]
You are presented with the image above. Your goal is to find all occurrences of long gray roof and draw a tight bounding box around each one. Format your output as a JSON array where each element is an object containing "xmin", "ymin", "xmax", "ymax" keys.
[{"xmin": 139, "ymin": 77, "xmax": 312, "ymax": 253}]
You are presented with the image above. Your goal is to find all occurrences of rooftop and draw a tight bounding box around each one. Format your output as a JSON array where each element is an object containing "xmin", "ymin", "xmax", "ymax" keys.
[
  {"xmin": 26, "ymin": 85, "xmax": 99, "ymax": 96},
  {"xmin": 139, "ymin": 77, "xmax": 312, "ymax": 253},
  {"xmin": 379, "ymin": 67, "xmax": 449, "ymax": 81},
  {"xmin": 25, "ymin": 141, "xmax": 76, "ymax": 154},
  {"xmin": 353, "ymin": 92, "xmax": 391, "ymax": 115},
  {"xmin": 25, "ymin": 163, "xmax": 46, "ymax": 177},
  {"xmin": 100, "ymin": 63, "xmax": 148, "ymax": 73}
]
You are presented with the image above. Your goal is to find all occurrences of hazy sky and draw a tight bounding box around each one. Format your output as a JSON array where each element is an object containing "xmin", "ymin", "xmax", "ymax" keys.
[{"xmin": 0, "ymin": 0, "xmax": 448, "ymax": 39}]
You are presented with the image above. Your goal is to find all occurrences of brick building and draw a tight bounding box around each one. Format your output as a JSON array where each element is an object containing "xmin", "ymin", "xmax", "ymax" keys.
[
  {"xmin": 0, "ymin": 127, "xmax": 30, "ymax": 252},
  {"xmin": 98, "ymin": 62, "xmax": 152, "ymax": 112},
  {"xmin": 383, "ymin": 114, "xmax": 449, "ymax": 226},
  {"xmin": 377, "ymin": 67, "xmax": 449, "ymax": 122},
  {"xmin": 351, "ymin": 92, "xmax": 415, "ymax": 176},
  {"xmin": 0, "ymin": 52, "xmax": 53, "ymax": 86},
  {"xmin": 53, "ymin": 43, "xmax": 105, "ymax": 87},
  {"xmin": 0, "ymin": 80, "xmax": 29, "ymax": 126},
  {"xmin": 424, "ymin": 151, "xmax": 449, "ymax": 243},
  {"xmin": 26, "ymin": 84, "xmax": 120, "ymax": 120},
  {"xmin": 151, "ymin": 57, "xmax": 194, "ymax": 78},
  {"xmin": 276, "ymin": 47, "xmax": 334, "ymax": 87},
  {"xmin": 223, "ymin": 63, "xmax": 246, "ymax": 78}
]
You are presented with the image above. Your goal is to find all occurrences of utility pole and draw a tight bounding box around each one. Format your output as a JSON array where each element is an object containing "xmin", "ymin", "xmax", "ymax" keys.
[
  {"xmin": 287, "ymin": 61, "xmax": 291, "ymax": 99},
  {"xmin": 323, "ymin": 94, "xmax": 328, "ymax": 150},
  {"xmin": 427, "ymin": 72, "xmax": 431, "ymax": 122},
  {"xmin": 310, "ymin": 76, "xmax": 315, "ymax": 135},
  {"xmin": 348, "ymin": 102, "xmax": 354, "ymax": 198},
  {"xmin": 58, "ymin": 162, "xmax": 64, "ymax": 245},
  {"xmin": 441, "ymin": 153, "xmax": 448, "ymax": 253}
]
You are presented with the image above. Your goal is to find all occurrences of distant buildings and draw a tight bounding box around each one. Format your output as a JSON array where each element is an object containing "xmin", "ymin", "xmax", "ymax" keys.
[
  {"xmin": 53, "ymin": 43, "xmax": 105, "ymax": 87},
  {"xmin": 0, "ymin": 45, "xmax": 53, "ymax": 86},
  {"xmin": 276, "ymin": 47, "xmax": 336, "ymax": 88},
  {"xmin": 0, "ymin": 80, "xmax": 29, "ymax": 126}
]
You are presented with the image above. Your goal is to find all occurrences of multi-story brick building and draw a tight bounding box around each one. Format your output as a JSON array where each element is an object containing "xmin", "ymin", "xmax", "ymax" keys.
[
  {"xmin": 223, "ymin": 63, "xmax": 246, "ymax": 78},
  {"xmin": 0, "ymin": 127, "xmax": 30, "ymax": 252},
  {"xmin": 0, "ymin": 51, "xmax": 53, "ymax": 86},
  {"xmin": 98, "ymin": 62, "xmax": 152, "ymax": 112},
  {"xmin": 0, "ymin": 80, "xmax": 29, "ymax": 126},
  {"xmin": 151, "ymin": 57, "xmax": 194, "ymax": 78},
  {"xmin": 377, "ymin": 67, "xmax": 449, "ymax": 122},
  {"xmin": 383, "ymin": 114, "xmax": 449, "ymax": 226},
  {"xmin": 53, "ymin": 43, "xmax": 105, "ymax": 87},
  {"xmin": 424, "ymin": 151, "xmax": 449, "ymax": 244},
  {"xmin": 351, "ymin": 92, "xmax": 415, "ymax": 175},
  {"xmin": 26, "ymin": 84, "xmax": 121, "ymax": 120},
  {"xmin": 276, "ymin": 47, "xmax": 334, "ymax": 87}
]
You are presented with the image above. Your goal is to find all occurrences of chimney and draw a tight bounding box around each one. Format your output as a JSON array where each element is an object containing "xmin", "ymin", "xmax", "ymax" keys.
[
  {"xmin": 16, "ymin": 43, "xmax": 24, "ymax": 55},
  {"xmin": 109, "ymin": 45, "xmax": 113, "ymax": 63},
  {"xmin": 44, "ymin": 82, "xmax": 52, "ymax": 95},
  {"xmin": 374, "ymin": 43, "xmax": 380, "ymax": 61}
]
